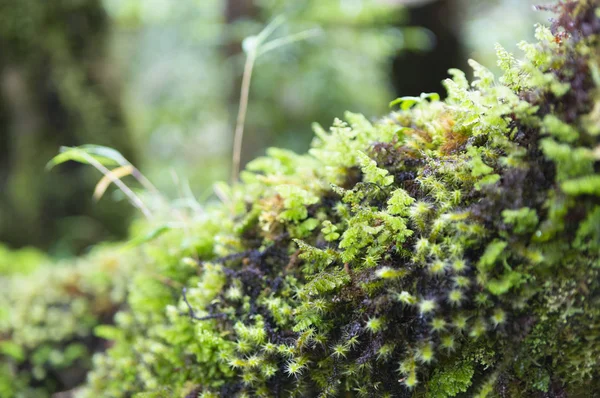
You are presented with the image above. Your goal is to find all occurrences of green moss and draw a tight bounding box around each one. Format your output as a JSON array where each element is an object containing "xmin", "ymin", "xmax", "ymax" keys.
[
  {"xmin": 2, "ymin": 1, "xmax": 600, "ymax": 397},
  {"xmin": 428, "ymin": 360, "xmax": 474, "ymax": 398}
]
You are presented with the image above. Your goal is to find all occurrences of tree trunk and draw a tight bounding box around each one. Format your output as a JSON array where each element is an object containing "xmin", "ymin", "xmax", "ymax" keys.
[
  {"xmin": 0, "ymin": 0, "xmax": 136, "ymax": 256},
  {"xmin": 391, "ymin": 0, "xmax": 466, "ymax": 97}
]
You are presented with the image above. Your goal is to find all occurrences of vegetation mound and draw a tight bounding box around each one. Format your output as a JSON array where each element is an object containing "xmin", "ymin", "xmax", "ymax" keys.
[{"xmin": 1, "ymin": 1, "xmax": 600, "ymax": 397}]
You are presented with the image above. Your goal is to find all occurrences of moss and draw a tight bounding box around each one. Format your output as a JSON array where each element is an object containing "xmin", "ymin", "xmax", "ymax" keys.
[
  {"xmin": 2, "ymin": 1, "xmax": 600, "ymax": 397},
  {"xmin": 428, "ymin": 360, "xmax": 474, "ymax": 397}
]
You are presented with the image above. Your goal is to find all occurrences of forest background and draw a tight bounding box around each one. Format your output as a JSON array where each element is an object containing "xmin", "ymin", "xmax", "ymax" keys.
[{"xmin": 0, "ymin": 0, "xmax": 547, "ymax": 258}]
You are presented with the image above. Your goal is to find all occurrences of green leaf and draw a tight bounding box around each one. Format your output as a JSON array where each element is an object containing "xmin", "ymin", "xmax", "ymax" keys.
[
  {"xmin": 542, "ymin": 115, "xmax": 579, "ymax": 143},
  {"xmin": 389, "ymin": 92, "xmax": 440, "ymax": 110},
  {"xmin": 478, "ymin": 240, "xmax": 507, "ymax": 272},
  {"xmin": 487, "ymin": 271, "xmax": 523, "ymax": 295},
  {"xmin": 502, "ymin": 207, "xmax": 539, "ymax": 234},
  {"xmin": 561, "ymin": 175, "xmax": 600, "ymax": 196},
  {"xmin": 46, "ymin": 145, "xmax": 129, "ymax": 170}
]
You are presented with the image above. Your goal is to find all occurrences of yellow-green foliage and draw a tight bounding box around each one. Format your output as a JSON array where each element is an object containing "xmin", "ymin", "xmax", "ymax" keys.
[{"xmin": 2, "ymin": 1, "xmax": 600, "ymax": 397}]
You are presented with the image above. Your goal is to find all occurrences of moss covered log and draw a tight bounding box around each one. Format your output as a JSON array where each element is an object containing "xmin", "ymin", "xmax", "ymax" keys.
[{"xmin": 2, "ymin": 1, "xmax": 600, "ymax": 397}]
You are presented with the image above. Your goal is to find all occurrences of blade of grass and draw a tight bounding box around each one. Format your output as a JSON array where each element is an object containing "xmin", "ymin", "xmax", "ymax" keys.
[
  {"xmin": 93, "ymin": 165, "xmax": 135, "ymax": 201},
  {"xmin": 63, "ymin": 148, "xmax": 152, "ymax": 219},
  {"xmin": 230, "ymin": 17, "xmax": 321, "ymax": 183}
]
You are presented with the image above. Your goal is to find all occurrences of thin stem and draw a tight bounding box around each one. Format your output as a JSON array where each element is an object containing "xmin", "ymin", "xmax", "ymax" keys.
[
  {"xmin": 231, "ymin": 50, "xmax": 256, "ymax": 183},
  {"xmin": 80, "ymin": 151, "xmax": 153, "ymax": 219},
  {"xmin": 181, "ymin": 287, "xmax": 227, "ymax": 322}
]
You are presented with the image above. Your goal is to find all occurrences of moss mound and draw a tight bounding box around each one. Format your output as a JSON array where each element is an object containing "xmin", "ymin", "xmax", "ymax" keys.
[{"xmin": 2, "ymin": 1, "xmax": 600, "ymax": 397}]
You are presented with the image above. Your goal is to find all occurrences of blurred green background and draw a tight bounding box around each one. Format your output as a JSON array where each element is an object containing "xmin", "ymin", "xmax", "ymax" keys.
[{"xmin": 0, "ymin": 0, "xmax": 549, "ymax": 258}]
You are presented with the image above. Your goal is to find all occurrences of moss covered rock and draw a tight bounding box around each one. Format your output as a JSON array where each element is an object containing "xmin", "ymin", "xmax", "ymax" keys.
[{"xmin": 2, "ymin": 1, "xmax": 600, "ymax": 397}]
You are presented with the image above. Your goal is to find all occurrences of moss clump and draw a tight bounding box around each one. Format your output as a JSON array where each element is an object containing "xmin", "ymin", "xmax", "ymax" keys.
[{"xmin": 2, "ymin": 1, "xmax": 600, "ymax": 397}]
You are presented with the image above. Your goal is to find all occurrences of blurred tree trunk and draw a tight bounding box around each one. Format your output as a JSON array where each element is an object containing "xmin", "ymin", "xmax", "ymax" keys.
[
  {"xmin": 0, "ymin": 0, "xmax": 136, "ymax": 256},
  {"xmin": 391, "ymin": 0, "xmax": 466, "ymax": 97}
]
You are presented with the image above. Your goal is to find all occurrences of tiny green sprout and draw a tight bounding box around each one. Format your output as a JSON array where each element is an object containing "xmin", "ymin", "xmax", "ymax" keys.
[
  {"xmin": 277, "ymin": 344, "xmax": 295, "ymax": 358},
  {"xmin": 262, "ymin": 342, "xmax": 277, "ymax": 353},
  {"xmin": 491, "ymin": 308, "xmax": 507, "ymax": 327},
  {"xmin": 280, "ymin": 305, "xmax": 293, "ymax": 318},
  {"xmin": 414, "ymin": 238, "xmax": 430, "ymax": 260},
  {"xmin": 225, "ymin": 285, "xmax": 243, "ymax": 301},
  {"xmin": 261, "ymin": 363, "xmax": 278, "ymax": 379},
  {"xmin": 396, "ymin": 291, "xmax": 417, "ymax": 305},
  {"xmin": 255, "ymin": 387, "xmax": 271, "ymax": 397},
  {"xmin": 345, "ymin": 363, "xmax": 360, "ymax": 377},
  {"xmin": 246, "ymin": 355, "xmax": 261, "ymax": 368},
  {"xmin": 228, "ymin": 357, "xmax": 246, "ymax": 369},
  {"xmin": 419, "ymin": 298, "xmax": 437, "ymax": 315},
  {"xmin": 398, "ymin": 356, "xmax": 418, "ymax": 378},
  {"xmin": 346, "ymin": 335, "xmax": 360, "ymax": 349},
  {"xmin": 441, "ymin": 335, "xmax": 456, "ymax": 351},
  {"xmin": 313, "ymin": 332, "xmax": 328, "ymax": 346},
  {"xmin": 453, "ymin": 314, "xmax": 469, "ymax": 331},
  {"xmin": 428, "ymin": 259, "xmax": 447, "ymax": 275},
  {"xmin": 366, "ymin": 317, "xmax": 384, "ymax": 333},
  {"xmin": 331, "ymin": 343, "xmax": 349, "ymax": 359},
  {"xmin": 312, "ymin": 299, "xmax": 329, "ymax": 314},
  {"xmin": 434, "ymin": 189, "xmax": 449, "ymax": 204},
  {"xmin": 416, "ymin": 342, "xmax": 435, "ymax": 363},
  {"xmin": 448, "ymin": 242, "xmax": 464, "ymax": 258},
  {"xmin": 236, "ymin": 340, "xmax": 253, "ymax": 354},
  {"xmin": 475, "ymin": 292, "xmax": 490, "ymax": 307},
  {"xmin": 241, "ymin": 325, "xmax": 266, "ymax": 344},
  {"xmin": 297, "ymin": 328, "xmax": 315, "ymax": 348},
  {"xmin": 429, "ymin": 243, "xmax": 443, "ymax": 258},
  {"xmin": 321, "ymin": 220, "xmax": 340, "ymax": 242},
  {"xmin": 354, "ymin": 386, "xmax": 369, "ymax": 397},
  {"xmin": 241, "ymin": 371, "xmax": 258, "ymax": 385},
  {"xmin": 469, "ymin": 318, "xmax": 488, "ymax": 339},
  {"xmin": 452, "ymin": 259, "xmax": 467, "ymax": 273},
  {"xmin": 431, "ymin": 317, "xmax": 447, "ymax": 332},
  {"xmin": 448, "ymin": 289, "xmax": 465, "ymax": 306},
  {"xmin": 376, "ymin": 266, "xmax": 408, "ymax": 279},
  {"xmin": 403, "ymin": 370, "xmax": 418, "ymax": 389},
  {"xmin": 377, "ymin": 343, "xmax": 395, "ymax": 361},
  {"xmin": 364, "ymin": 254, "xmax": 378, "ymax": 268},
  {"xmin": 408, "ymin": 202, "xmax": 431, "ymax": 231},
  {"xmin": 453, "ymin": 275, "xmax": 471, "ymax": 288},
  {"xmin": 285, "ymin": 360, "xmax": 305, "ymax": 377},
  {"xmin": 451, "ymin": 189, "xmax": 462, "ymax": 205}
]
